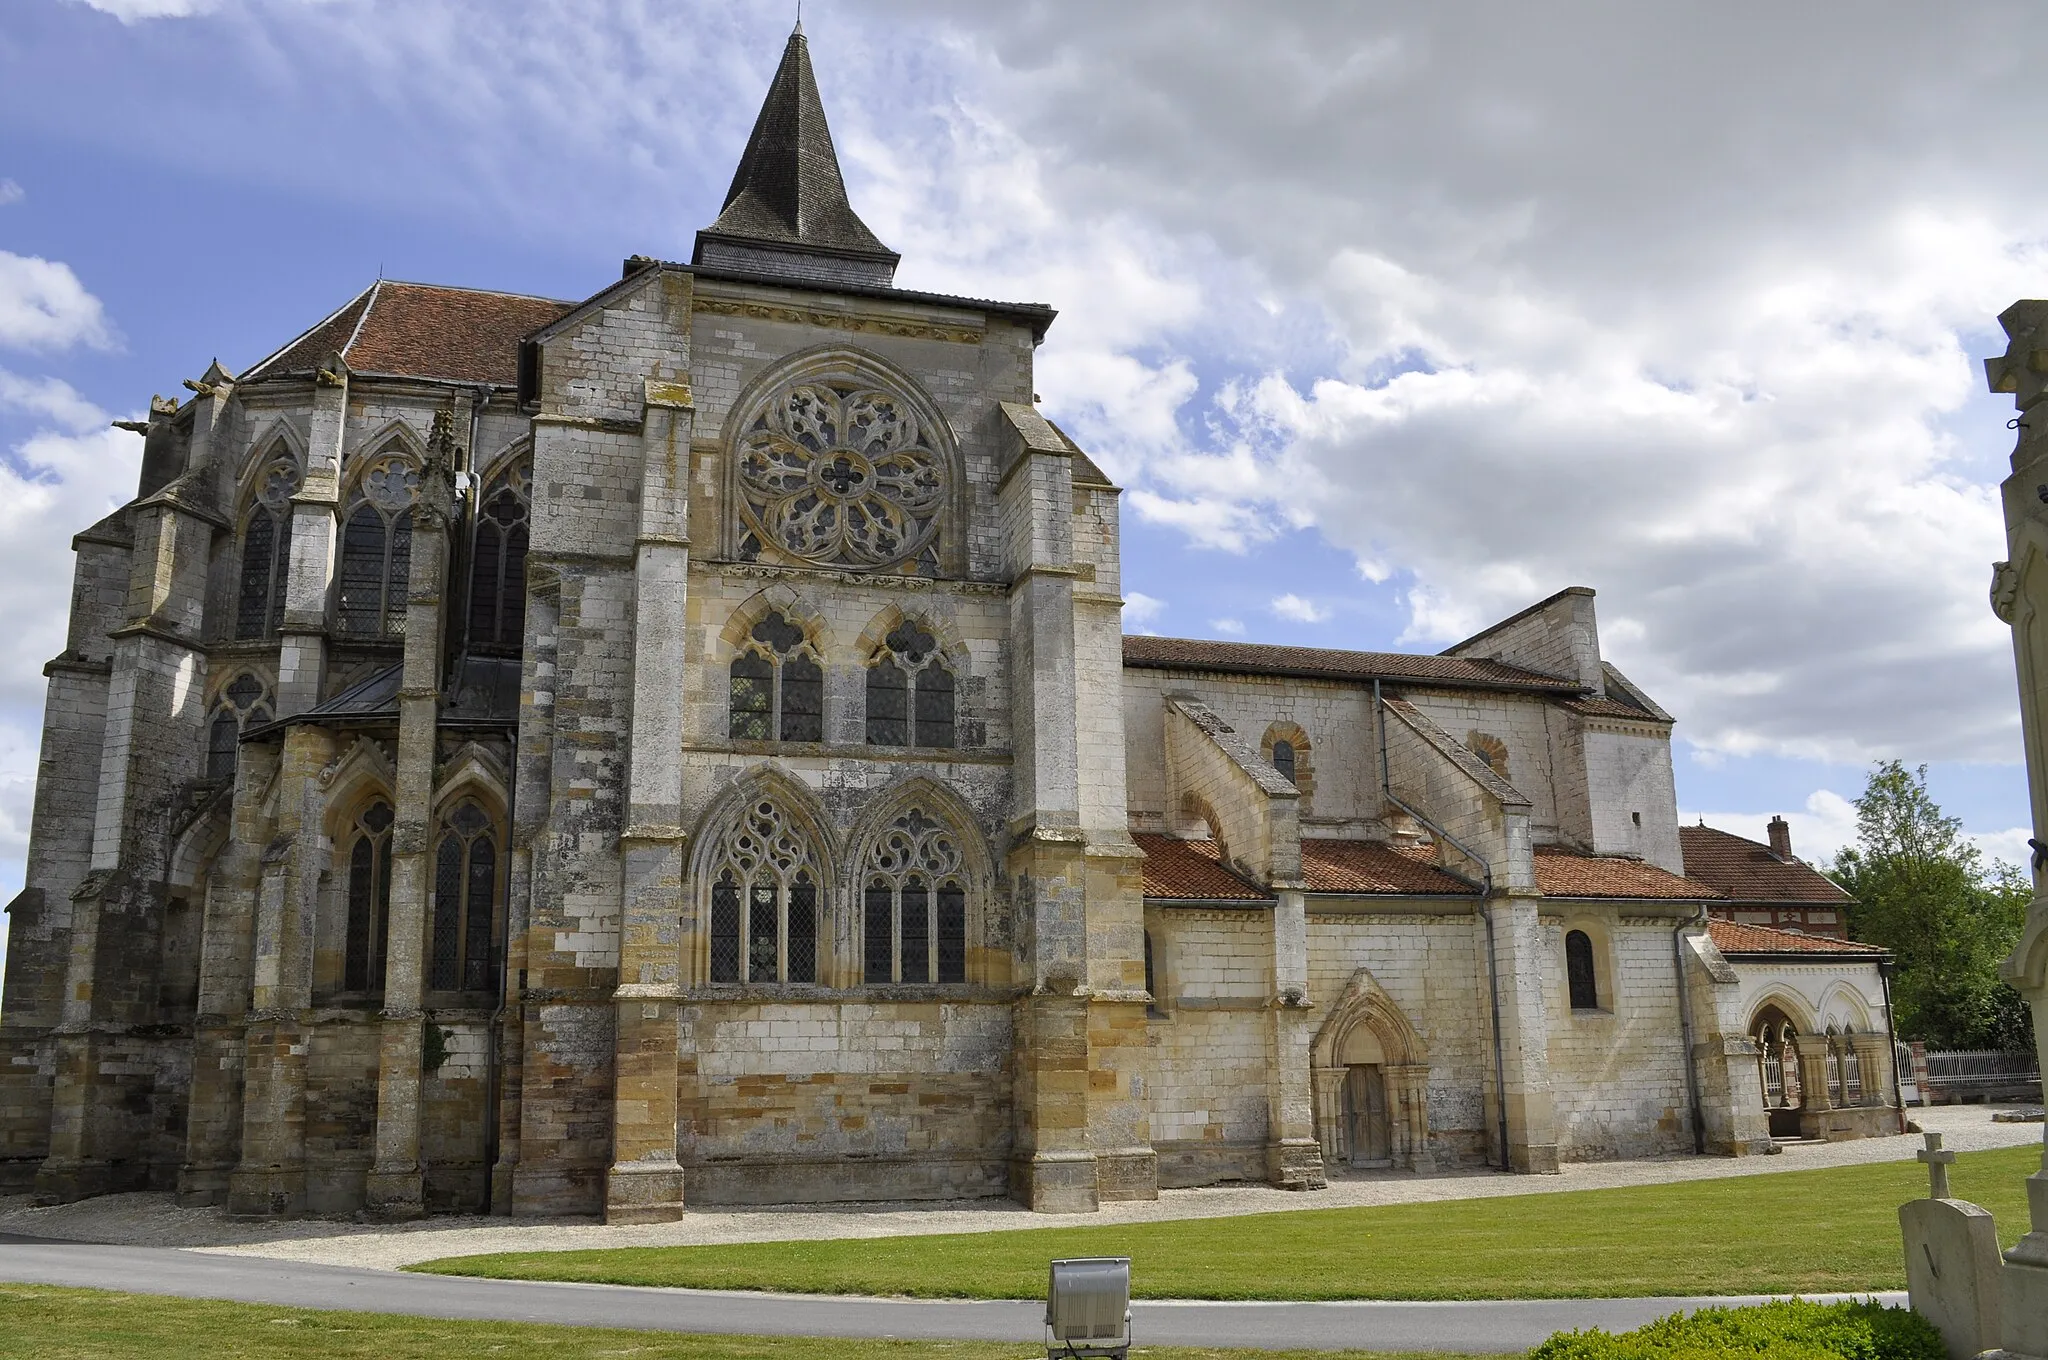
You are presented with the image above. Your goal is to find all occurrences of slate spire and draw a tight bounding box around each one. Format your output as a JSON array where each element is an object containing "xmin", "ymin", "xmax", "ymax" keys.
[{"xmin": 692, "ymin": 23, "xmax": 900, "ymax": 288}]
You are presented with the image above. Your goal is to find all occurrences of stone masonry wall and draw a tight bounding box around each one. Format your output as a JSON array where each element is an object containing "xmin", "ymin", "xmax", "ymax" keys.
[
  {"xmin": 1147, "ymin": 908, "xmax": 1272, "ymax": 1185},
  {"xmin": 1307, "ymin": 909, "xmax": 1497, "ymax": 1168},
  {"xmin": 1540, "ymin": 911, "xmax": 1693, "ymax": 1160}
]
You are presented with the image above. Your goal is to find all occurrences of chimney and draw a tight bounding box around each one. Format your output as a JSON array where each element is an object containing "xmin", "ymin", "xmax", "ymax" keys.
[{"xmin": 1767, "ymin": 815, "xmax": 1792, "ymax": 861}]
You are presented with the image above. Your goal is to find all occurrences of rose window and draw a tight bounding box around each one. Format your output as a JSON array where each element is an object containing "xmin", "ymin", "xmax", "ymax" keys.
[{"xmin": 735, "ymin": 381, "xmax": 946, "ymax": 571}]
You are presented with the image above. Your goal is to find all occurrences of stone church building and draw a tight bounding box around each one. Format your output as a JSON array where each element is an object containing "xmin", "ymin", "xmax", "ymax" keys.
[{"xmin": 0, "ymin": 26, "xmax": 1898, "ymax": 1222}]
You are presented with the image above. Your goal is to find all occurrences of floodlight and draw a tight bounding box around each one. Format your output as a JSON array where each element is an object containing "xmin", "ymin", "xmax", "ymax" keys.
[{"xmin": 1045, "ymin": 1256, "xmax": 1131, "ymax": 1360}]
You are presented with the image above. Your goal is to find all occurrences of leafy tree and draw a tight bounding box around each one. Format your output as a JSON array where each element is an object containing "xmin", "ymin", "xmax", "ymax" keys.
[{"xmin": 1828, "ymin": 761, "xmax": 2031, "ymax": 1049}]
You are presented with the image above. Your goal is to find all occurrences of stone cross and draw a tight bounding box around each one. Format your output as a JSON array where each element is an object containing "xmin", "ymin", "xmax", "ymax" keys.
[{"xmin": 1918, "ymin": 1129, "xmax": 1956, "ymax": 1199}]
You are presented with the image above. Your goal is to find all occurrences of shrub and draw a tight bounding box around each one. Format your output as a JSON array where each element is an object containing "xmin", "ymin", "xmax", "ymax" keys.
[{"xmin": 1528, "ymin": 1299, "xmax": 1945, "ymax": 1360}]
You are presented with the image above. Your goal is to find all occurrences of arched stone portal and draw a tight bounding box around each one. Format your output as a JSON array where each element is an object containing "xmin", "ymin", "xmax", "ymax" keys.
[{"xmin": 1311, "ymin": 968, "xmax": 1434, "ymax": 1173}]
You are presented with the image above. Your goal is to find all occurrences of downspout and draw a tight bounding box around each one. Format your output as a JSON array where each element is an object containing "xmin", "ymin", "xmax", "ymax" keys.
[
  {"xmin": 1879, "ymin": 957, "xmax": 1907, "ymax": 1135},
  {"xmin": 1375, "ymin": 679, "xmax": 1511, "ymax": 1173},
  {"xmin": 1672, "ymin": 903, "xmax": 1707, "ymax": 1155}
]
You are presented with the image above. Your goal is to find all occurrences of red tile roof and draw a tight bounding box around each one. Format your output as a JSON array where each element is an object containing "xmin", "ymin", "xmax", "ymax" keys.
[
  {"xmin": 1533, "ymin": 846, "xmax": 1722, "ymax": 900},
  {"xmin": 1559, "ymin": 694, "xmax": 1669, "ymax": 723},
  {"xmin": 1707, "ymin": 918, "xmax": 1887, "ymax": 956},
  {"xmin": 1300, "ymin": 839, "xmax": 1474, "ymax": 896},
  {"xmin": 1121, "ymin": 636, "xmax": 1584, "ymax": 694},
  {"xmin": 1679, "ymin": 825, "xmax": 1853, "ymax": 906},
  {"xmin": 1136, "ymin": 835, "xmax": 1270, "ymax": 902},
  {"xmin": 1137, "ymin": 835, "xmax": 1477, "ymax": 899},
  {"xmin": 243, "ymin": 281, "xmax": 575, "ymax": 387}
]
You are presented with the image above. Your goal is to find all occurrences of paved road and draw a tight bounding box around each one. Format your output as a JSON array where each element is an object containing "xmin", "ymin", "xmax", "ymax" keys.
[{"xmin": 0, "ymin": 1234, "xmax": 1904, "ymax": 1354}]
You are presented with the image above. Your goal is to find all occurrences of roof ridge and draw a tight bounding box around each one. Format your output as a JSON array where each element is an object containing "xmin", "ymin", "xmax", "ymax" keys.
[
  {"xmin": 339, "ymin": 278, "xmax": 382, "ymax": 360},
  {"xmin": 372, "ymin": 279, "xmax": 579, "ymax": 305},
  {"xmin": 239, "ymin": 282, "xmax": 377, "ymax": 381}
]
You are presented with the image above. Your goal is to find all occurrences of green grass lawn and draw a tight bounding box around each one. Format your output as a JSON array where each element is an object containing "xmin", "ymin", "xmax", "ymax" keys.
[
  {"xmin": 0, "ymin": 1285, "xmax": 1458, "ymax": 1360},
  {"xmin": 412, "ymin": 1143, "xmax": 2044, "ymax": 1302}
]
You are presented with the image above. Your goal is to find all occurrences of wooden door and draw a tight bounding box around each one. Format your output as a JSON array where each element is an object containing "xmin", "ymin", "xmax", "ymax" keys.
[{"xmin": 1344, "ymin": 1064, "xmax": 1391, "ymax": 1166}]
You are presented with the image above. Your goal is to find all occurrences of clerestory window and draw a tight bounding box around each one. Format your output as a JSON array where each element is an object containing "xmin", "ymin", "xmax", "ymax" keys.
[
  {"xmin": 729, "ymin": 611, "xmax": 823, "ymax": 743},
  {"xmin": 234, "ymin": 455, "xmax": 300, "ymax": 639},
  {"xmin": 708, "ymin": 796, "xmax": 820, "ymax": 984},
  {"xmin": 865, "ymin": 621, "xmax": 955, "ymax": 749},
  {"xmin": 1271, "ymin": 740, "xmax": 1297, "ymax": 786},
  {"xmin": 862, "ymin": 806, "xmax": 968, "ymax": 985},
  {"xmin": 205, "ymin": 673, "xmax": 271, "ymax": 782},
  {"xmin": 431, "ymin": 799, "xmax": 499, "ymax": 993},
  {"xmin": 337, "ymin": 453, "xmax": 419, "ymax": 637},
  {"xmin": 467, "ymin": 459, "xmax": 530, "ymax": 654},
  {"xmin": 344, "ymin": 800, "xmax": 395, "ymax": 995}
]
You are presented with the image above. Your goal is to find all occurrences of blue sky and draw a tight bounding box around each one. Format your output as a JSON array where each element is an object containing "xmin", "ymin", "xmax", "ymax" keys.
[{"xmin": 2, "ymin": 1, "xmax": 2044, "ymax": 976}]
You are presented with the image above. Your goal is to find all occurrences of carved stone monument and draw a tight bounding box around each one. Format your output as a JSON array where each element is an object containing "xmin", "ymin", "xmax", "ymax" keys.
[{"xmin": 1899, "ymin": 1131, "xmax": 2004, "ymax": 1360}]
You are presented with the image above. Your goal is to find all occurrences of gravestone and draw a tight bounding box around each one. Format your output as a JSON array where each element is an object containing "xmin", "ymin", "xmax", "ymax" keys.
[{"xmin": 1900, "ymin": 1131, "xmax": 2004, "ymax": 1360}]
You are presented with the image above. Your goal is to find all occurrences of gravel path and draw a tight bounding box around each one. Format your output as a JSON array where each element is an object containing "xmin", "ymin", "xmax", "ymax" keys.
[{"xmin": 0, "ymin": 1104, "xmax": 2037, "ymax": 1273}]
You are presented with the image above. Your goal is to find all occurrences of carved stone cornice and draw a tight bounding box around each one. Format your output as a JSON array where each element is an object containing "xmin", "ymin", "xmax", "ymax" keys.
[{"xmin": 694, "ymin": 294, "xmax": 983, "ymax": 345}]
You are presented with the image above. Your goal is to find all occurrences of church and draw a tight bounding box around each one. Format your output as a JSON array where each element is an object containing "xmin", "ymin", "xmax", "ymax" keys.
[{"xmin": 0, "ymin": 25, "xmax": 1898, "ymax": 1222}]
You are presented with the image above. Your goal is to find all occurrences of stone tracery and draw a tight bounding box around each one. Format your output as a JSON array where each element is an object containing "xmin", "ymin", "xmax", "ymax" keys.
[
  {"xmin": 862, "ymin": 804, "xmax": 969, "ymax": 985},
  {"xmin": 708, "ymin": 794, "xmax": 822, "ymax": 984},
  {"xmin": 735, "ymin": 380, "xmax": 947, "ymax": 572}
]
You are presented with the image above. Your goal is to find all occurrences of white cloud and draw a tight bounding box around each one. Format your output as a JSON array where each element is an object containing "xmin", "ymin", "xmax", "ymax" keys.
[
  {"xmin": 1971, "ymin": 826, "xmax": 2033, "ymax": 872},
  {"xmin": 1271, "ymin": 593, "xmax": 1330, "ymax": 624},
  {"xmin": 1122, "ymin": 590, "xmax": 1167, "ymax": 632},
  {"xmin": 12, "ymin": 0, "xmax": 2048, "ymax": 775},
  {"xmin": 68, "ymin": 0, "xmax": 216, "ymax": 19},
  {"xmin": 0, "ymin": 180, "xmax": 21, "ymax": 207},
  {"xmin": 1210, "ymin": 617, "xmax": 1246, "ymax": 635},
  {"xmin": 0, "ymin": 371, "xmax": 139, "ymax": 709},
  {"xmin": 0, "ymin": 252, "xmax": 115, "ymax": 352}
]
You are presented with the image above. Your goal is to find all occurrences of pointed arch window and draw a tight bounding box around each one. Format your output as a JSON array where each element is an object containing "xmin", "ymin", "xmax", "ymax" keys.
[
  {"xmin": 728, "ymin": 611, "xmax": 823, "ymax": 743},
  {"xmin": 863, "ymin": 806, "xmax": 968, "ymax": 985},
  {"xmin": 467, "ymin": 458, "xmax": 530, "ymax": 654},
  {"xmin": 865, "ymin": 621, "xmax": 955, "ymax": 749},
  {"xmin": 337, "ymin": 453, "xmax": 419, "ymax": 637},
  {"xmin": 234, "ymin": 455, "xmax": 300, "ymax": 639},
  {"xmin": 1565, "ymin": 929, "xmax": 1599, "ymax": 1011},
  {"xmin": 707, "ymin": 796, "xmax": 821, "ymax": 984},
  {"xmin": 431, "ymin": 799, "xmax": 500, "ymax": 993},
  {"xmin": 344, "ymin": 799, "xmax": 395, "ymax": 995},
  {"xmin": 205, "ymin": 673, "xmax": 270, "ymax": 782}
]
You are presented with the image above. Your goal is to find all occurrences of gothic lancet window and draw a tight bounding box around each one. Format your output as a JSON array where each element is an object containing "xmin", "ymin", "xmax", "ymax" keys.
[
  {"xmin": 431, "ymin": 800, "xmax": 499, "ymax": 992},
  {"xmin": 707, "ymin": 796, "xmax": 820, "ymax": 984},
  {"xmin": 234, "ymin": 455, "xmax": 300, "ymax": 639},
  {"xmin": 344, "ymin": 800, "xmax": 395, "ymax": 994},
  {"xmin": 728, "ymin": 612, "xmax": 823, "ymax": 743},
  {"xmin": 337, "ymin": 453, "xmax": 419, "ymax": 637},
  {"xmin": 467, "ymin": 459, "xmax": 530, "ymax": 654},
  {"xmin": 865, "ymin": 621, "xmax": 955, "ymax": 749},
  {"xmin": 1565, "ymin": 929, "xmax": 1599, "ymax": 1011},
  {"xmin": 863, "ymin": 806, "xmax": 968, "ymax": 985},
  {"xmin": 205, "ymin": 673, "xmax": 270, "ymax": 782}
]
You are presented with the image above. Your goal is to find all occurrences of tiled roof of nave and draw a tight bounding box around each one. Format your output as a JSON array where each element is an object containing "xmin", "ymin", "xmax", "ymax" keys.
[
  {"xmin": 1121, "ymin": 636, "xmax": 1586, "ymax": 694},
  {"xmin": 241, "ymin": 281, "xmax": 576, "ymax": 387}
]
